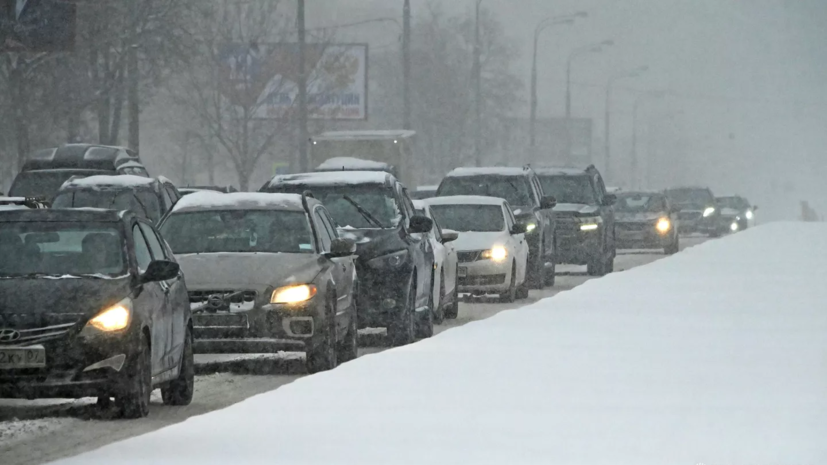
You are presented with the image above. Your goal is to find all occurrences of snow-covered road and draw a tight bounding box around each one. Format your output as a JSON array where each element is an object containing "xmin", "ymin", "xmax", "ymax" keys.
[{"xmin": 0, "ymin": 239, "xmax": 704, "ymax": 465}]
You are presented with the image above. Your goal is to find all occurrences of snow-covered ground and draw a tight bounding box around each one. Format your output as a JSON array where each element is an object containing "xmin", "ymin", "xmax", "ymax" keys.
[{"xmin": 50, "ymin": 224, "xmax": 827, "ymax": 464}]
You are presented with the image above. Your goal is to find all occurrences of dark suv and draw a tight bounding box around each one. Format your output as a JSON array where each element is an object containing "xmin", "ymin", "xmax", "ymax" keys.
[
  {"xmin": 665, "ymin": 186, "xmax": 722, "ymax": 236},
  {"xmin": 436, "ymin": 167, "xmax": 557, "ymax": 287},
  {"xmin": 260, "ymin": 171, "xmax": 435, "ymax": 345},
  {"xmin": 53, "ymin": 176, "xmax": 181, "ymax": 224},
  {"xmin": 0, "ymin": 209, "xmax": 192, "ymax": 418},
  {"xmin": 534, "ymin": 166, "xmax": 616, "ymax": 276}
]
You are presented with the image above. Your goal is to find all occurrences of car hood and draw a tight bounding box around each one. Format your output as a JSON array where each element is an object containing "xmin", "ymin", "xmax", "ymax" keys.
[
  {"xmin": 553, "ymin": 203, "xmax": 599, "ymax": 216},
  {"xmin": 176, "ymin": 253, "xmax": 323, "ymax": 292},
  {"xmin": 453, "ymin": 231, "xmax": 511, "ymax": 252},
  {"xmin": 0, "ymin": 276, "xmax": 132, "ymax": 329},
  {"xmin": 616, "ymin": 212, "xmax": 663, "ymax": 222},
  {"xmin": 720, "ymin": 207, "xmax": 741, "ymax": 217},
  {"xmin": 337, "ymin": 228, "xmax": 407, "ymax": 262}
]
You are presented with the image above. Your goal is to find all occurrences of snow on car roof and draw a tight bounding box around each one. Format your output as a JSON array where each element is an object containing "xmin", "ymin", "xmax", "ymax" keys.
[
  {"xmin": 532, "ymin": 166, "xmax": 588, "ymax": 176},
  {"xmin": 266, "ymin": 171, "xmax": 391, "ymax": 188},
  {"xmin": 316, "ymin": 157, "xmax": 391, "ymax": 171},
  {"xmin": 313, "ymin": 130, "xmax": 416, "ymax": 140},
  {"xmin": 416, "ymin": 185, "xmax": 438, "ymax": 191},
  {"xmin": 62, "ymin": 175, "xmax": 156, "ymax": 189},
  {"xmin": 425, "ymin": 195, "xmax": 506, "ymax": 206},
  {"xmin": 445, "ymin": 167, "xmax": 528, "ymax": 177},
  {"xmin": 172, "ymin": 192, "xmax": 311, "ymax": 213}
]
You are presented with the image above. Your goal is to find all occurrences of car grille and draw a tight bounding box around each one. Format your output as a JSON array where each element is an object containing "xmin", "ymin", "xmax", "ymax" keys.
[
  {"xmin": 189, "ymin": 290, "xmax": 258, "ymax": 313},
  {"xmin": 679, "ymin": 211, "xmax": 702, "ymax": 221},
  {"xmin": 0, "ymin": 313, "xmax": 83, "ymax": 347},
  {"xmin": 616, "ymin": 222, "xmax": 653, "ymax": 232},
  {"xmin": 457, "ymin": 251, "xmax": 482, "ymax": 263},
  {"xmin": 458, "ymin": 274, "xmax": 506, "ymax": 286}
]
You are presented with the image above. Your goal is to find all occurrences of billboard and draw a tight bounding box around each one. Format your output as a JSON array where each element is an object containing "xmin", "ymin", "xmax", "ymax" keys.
[
  {"xmin": 1, "ymin": 0, "xmax": 76, "ymax": 52},
  {"xmin": 218, "ymin": 43, "xmax": 368, "ymax": 120}
]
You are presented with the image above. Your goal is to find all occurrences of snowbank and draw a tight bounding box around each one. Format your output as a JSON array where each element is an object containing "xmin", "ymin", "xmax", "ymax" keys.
[{"xmin": 52, "ymin": 223, "xmax": 827, "ymax": 465}]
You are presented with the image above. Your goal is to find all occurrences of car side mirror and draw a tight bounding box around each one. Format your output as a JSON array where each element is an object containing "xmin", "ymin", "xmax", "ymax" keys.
[
  {"xmin": 409, "ymin": 215, "xmax": 433, "ymax": 234},
  {"xmin": 540, "ymin": 196, "xmax": 557, "ymax": 210},
  {"xmin": 510, "ymin": 223, "xmax": 527, "ymax": 235},
  {"xmin": 141, "ymin": 260, "xmax": 180, "ymax": 283},
  {"xmin": 326, "ymin": 238, "xmax": 356, "ymax": 258},
  {"xmin": 602, "ymin": 194, "xmax": 617, "ymax": 206},
  {"xmin": 441, "ymin": 230, "xmax": 459, "ymax": 243},
  {"xmin": 752, "ymin": 205, "xmax": 759, "ymax": 211}
]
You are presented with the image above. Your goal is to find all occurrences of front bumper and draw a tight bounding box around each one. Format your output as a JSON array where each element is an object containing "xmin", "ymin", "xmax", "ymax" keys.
[
  {"xmin": 616, "ymin": 222, "xmax": 673, "ymax": 249},
  {"xmin": 678, "ymin": 211, "xmax": 718, "ymax": 234},
  {"xmin": 554, "ymin": 220, "xmax": 603, "ymax": 265},
  {"xmin": 456, "ymin": 257, "xmax": 511, "ymax": 293},
  {"xmin": 355, "ymin": 264, "xmax": 414, "ymax": 329}
]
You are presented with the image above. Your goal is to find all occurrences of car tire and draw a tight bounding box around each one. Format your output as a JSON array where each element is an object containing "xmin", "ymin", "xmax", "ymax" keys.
[
  {"xmin": 444, "ymin": 267, "xmax": 460, "ymax": 320},
  {"xmin": 415, "ymin": 276, "xmax": 435, "ymax": 339},
  {"xmin": 337, "ymin": 297, "xmax": 359, "ymax": 364},
  {"xmin": 434, "ymin": 272, "xmax": 446, "ymax": 325},
  {"xmin": 529, "ymin": 248, "xmax": 545, "ymax": 290},
  {"xmin": 388, "ymin": 279, "xmax": 416, "ymax": 346},
  {"xmin": 499, "ymin": 263, "xmax": 517, "ymax": 303},
  {"xmin": 587, "ymin": 255, "xmax": 606, "ymax": 276},
  {"xmin": 544, "ymin": 259, "xmax": 556, "ymax": 287},
  {"xmin": 306, "ymin": 295, "xmax": 338, "ymax": 374},
  {"xmin": 117, "ymin": 334, "xmax": 152, "ymax": 419},
  {"xmin": 161, "ymin": 328, "xmax": 194, "ymax": 406},
  {"xmin": 665, "ymin": 235, "xmax": 680, "ymax": 255},
  {"xmin": 516, "ymin": 272, "xmax": 530, "ymax": 300}
]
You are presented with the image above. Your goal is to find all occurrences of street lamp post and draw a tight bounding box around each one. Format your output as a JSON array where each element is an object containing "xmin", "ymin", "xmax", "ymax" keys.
[
  {"xmin": 402, "ymin": 0, "xmax": 411, "ymax": 130},
  {"xmin": 529, "ymin": 12, "xmax": 586, "ymax": 149},
  {"xmin": 605, "ymin": 65, "xmax": 648, "ymax": 179},
  {"xmin": 473, "ymin": 0, "xmax": 483, "ymax": 166},
  {"xmin": 564, "ymin": 39, "xmax": 612, "ymax": 164}
]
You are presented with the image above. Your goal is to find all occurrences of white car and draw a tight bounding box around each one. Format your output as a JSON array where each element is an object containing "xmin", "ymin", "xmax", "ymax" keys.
[
  {"xmin": 426, "ymin": 196, "xmax": 530, "ymax": 302},
  {"xmin": 413, "ymin": 200, "xmax": 460, "ymax": 320}
]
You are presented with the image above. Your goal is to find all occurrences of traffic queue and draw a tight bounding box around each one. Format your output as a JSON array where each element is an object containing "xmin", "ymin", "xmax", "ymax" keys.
[{"xmin": 0, "ymin": 143, "xmax": 756, "ymax": 420}]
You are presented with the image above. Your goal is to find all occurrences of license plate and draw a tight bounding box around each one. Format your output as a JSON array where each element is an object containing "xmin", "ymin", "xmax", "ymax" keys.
[
  {"xmin": 458, "ymin": 266, "xmax": 468, "ymax": 277},
  {"xmin": 0, "ymin": 346, "xmax": 46, "ymax": 369}
]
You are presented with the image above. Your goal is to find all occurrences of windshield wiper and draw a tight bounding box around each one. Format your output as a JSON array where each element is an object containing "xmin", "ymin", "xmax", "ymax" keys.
[{"xmin": 342, "ymin": 195, "xmax": 384, "ymax": 228}]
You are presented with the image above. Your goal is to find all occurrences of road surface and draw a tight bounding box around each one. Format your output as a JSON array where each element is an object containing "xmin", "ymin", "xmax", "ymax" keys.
[{"xmin": 0, "ymin": 239, "xmax": 705, "ymax": 465}]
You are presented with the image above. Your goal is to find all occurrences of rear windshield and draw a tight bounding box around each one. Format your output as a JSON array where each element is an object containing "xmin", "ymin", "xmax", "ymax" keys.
[
  {"xmin": 437, "ymin": 176, "xmax": 534, "ymax": 207},
  {"xmin": 53, "ymin": 188, "xmax": 161, "ymax": 222},
  {"xmin": 430, "ymin": 204, "xmax": 505, "ymax": 232},
  {"xmin": 9, "ymin": 170, "xmax": 106, "ymax": 200},
  {"xmin": 0, "ymin": 223, "xmax": 126, "ymax": 278}
]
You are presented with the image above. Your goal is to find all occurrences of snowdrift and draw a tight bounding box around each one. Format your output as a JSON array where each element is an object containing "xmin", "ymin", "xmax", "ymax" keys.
[{"xmin": 54, "ymin": 223, "xmax": 827, "ymax": 464}]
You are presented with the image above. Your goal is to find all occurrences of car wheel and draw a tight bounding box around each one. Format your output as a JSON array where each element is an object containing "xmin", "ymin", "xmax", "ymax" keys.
[
  {"xmin": 117, "ymin": 334, "xmax": 152, "ymax": 419},
  {"xmin": 337, "ymin": 292, "xmax": 359, "ymax": 364},
  {"xmin": 434, "ymin": 272, "xmax": 446, "ymax": 325},
  {"xmin": 388, "ymin": 278, "xmax": 416, "ymax": 346},
  {"xmin": 306, "ymin": 295, "xmax": 338, "ymax": 374},
  {"xmin": 444, "ymin": 267, "xmax": 460, "ymax": 320},
  {"xmin": 544, "ymin": 259, "xmax": 556, "ymax": 287},
  {"xmin": 665, "ymin": 235, "xmax": 680, "ymax": 255},
  {"xmin": 516, "ymin": 273, "xmax": 530, "ymax": 300},
  {"xmin": 499, "ymin": 262, "xmax": 517, "ymax": 303},
  {"xmin": 587, "ymin": 255, "xmax": 606, "ymax": 276},
  {"xmin": 529, "ymin": 249, "xmax": 545, "ymax": 290},
  {"xmin": 161, "ymin": 328, "xmax": 194, "ymax": 406},
  {"xmin": 415, "ymin": 277, "xmax": 435, "ymax": 339}
]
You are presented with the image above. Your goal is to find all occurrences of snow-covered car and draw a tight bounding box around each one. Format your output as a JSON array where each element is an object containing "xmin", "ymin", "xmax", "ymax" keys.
[
  {"xmin": 52, "ymin": 175, "xmax": 181, "ymax": 224},
  {"xmin": 179, "ymin": 185, "xmax": 238, "ymax": 196},
  {"xmin": 715, "ymin": 195, "xmax": 757, "ymax": 232},
  {"xmin": 427, "ymin": 196, "xmax": 530, "ymax": 302},
  {"xmin": 0, "ymin": 196, "xmax": 50, "ymax": 210},
  {"xmin": 413, "ymin": 200, "xmax": 460, "ymax": 320},
  {"xmin": 0, "ymin": 208, "xmax": 192, "ymax": 419},
  {"xmin": 314, "ymin": 157, "xmax": 398, "ymax": 178},
  {"xmin": 159, "ymin": 192, "xmax": 359, "ymax": 374},
  {"xmin": 614, "ymin": 191, "xmax": 680, "ymax": 254},
  {"xmin": 261, "ymin": 171, "xmax": 436, "ymax": 344}
]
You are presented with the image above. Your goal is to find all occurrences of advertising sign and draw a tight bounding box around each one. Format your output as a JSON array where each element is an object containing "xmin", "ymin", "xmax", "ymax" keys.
[
  {"xmin": 218, "ymin": 43, "xmax": 368, "ymax": 120},
  {"xmin": 0, "ymin": 0, "xmax": 76, "ymax": 52}
]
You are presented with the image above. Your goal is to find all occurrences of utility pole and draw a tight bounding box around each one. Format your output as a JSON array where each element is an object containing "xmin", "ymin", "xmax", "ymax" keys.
[
  {"xmin": 605, "ymin": 65, "xmax": 647, "ymax": 180},
  {"xmin": 473, "ymin": 0, "xmax": 482, "ymax": 166},
  {"xmin": 297, "ymin": 0, "xmax": 309, "ymax": 172},
  {"xmin": 402, "ymin": 0, "xmax": 411, "ymax": 130},
  {"xmin": 127, "ymin": 0, "xmax": 139, "ymax": 151}
]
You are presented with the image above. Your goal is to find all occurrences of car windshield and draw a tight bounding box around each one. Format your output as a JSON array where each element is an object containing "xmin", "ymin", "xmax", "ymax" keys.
[
  {"xmin": 52, "ymin": 188, "xmax": 161, "ymax": 223},
  {"xmin": 717, "ymin": 197, "xmax": 748, "ymax": 209},
  {"xmin": 160, "ymin": 210, "xmax": 314, "ymax": 254},
  {"xmin": 268, "ymin": 185, "xmax": 400, "ymax": 229},
  {"xmin": 8, "ymin": 171, "xmax": 104, "ymax": 200},
  {"xmin": 438, "ymin": 176, "xmax": 534, "ymax": 207},
  {"xmin": 615, "ymin": 194, "xmax": 666, "ymax": 213},
  {"xmin": 538, "ymin": 175, "xmax": 596, "ymax": 205},
  {"xmin": 666, "ymin": 188, "xmax": 714, "ymax": 206},
  {"xmin": 0, "ymin": 223, "xmax": 126, "ymax": 278},
  {"xmin": 429, "ymin": 204, "xmax": 504, "ymax": 232}
]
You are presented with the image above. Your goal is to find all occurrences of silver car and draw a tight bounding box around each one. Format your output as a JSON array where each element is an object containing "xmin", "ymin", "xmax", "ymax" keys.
[{"xmin": 159, "ymin": 192, "xmax": 358, "ymax": 373}]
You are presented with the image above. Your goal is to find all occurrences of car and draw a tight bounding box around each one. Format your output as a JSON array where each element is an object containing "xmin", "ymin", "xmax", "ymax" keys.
[
  {"xmin": 159, "ymin": 191, "xmax": 359, "ymax": 373},
  {"xmin": 314, "ymin": 157, "xmax": 398, "ymax": 178},
  {"xmin": 436, "ymin": 166, "xmax": 556, "ymax": 288},
  {"xmin": 260, "ymin": 171, "xmax": 435, "ymax": 345},
  {"xmin": 8, "ymin": 144, "xmax": 149, "ymax": 201},
  {"xmin": 178, "ymin": 186, "xmax": 238, "ymax": 196},
  {"xmin": 665, "ymin": 186, "xmax": 723, "ymax": 236},
  {"xmin": 614, "ymin": 191, "xmax": 680, "ymax": 254},
  {"xmin": 533, "ymin": 165, "xmax": 617, "ymax": 276},
  {"xmin": 0, "ymin": 208, "xmax": 192, "ymax": 418},
  {"xmin": 52, "ymin": 175, "xmax": 181, "ymax": 224},
  {"xmin": 715, "ymin": 196, "xmax": 757, "ymax": 232},
  {"xmin": 413, "ymin": 199, "xmax": 460, "ymax": 321},
  {"xmin": 410, "ymin": 185, "xmax": 438, "ymax": 200},
  {"xmin": 0, "ymin": 196, "xmax": 50, "ymax": 210},
  {"xmin": 426, "ymin": 196, "xmax": 530, "ymax": 302}
]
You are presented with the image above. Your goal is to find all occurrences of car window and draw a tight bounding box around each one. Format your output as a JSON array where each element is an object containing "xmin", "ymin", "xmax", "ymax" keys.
[
  {"xmin": 399, "ymin": 186, "xmax": 415, "ymax": 224},
  {"xmin": 139, "ymin": 222, "xmax": 165, "ymax": 260},
  {"xmin": 503, "ymin": 204, "xmax": 515, "ymax": 230},
  {"xmin": 135, "ymin": 190, "xmax": 162, "ymax": 222},
  {"xmin": 132, "ymin": 224, "xmax": 153, "ymax": 272},
  {"xmin": 431, "ymin": 213, "xmax": 444, "ymax": 242},
  {"xmin": 160, "ymin": 187, "xmax": 174, "ymax": 212},
  {"xmin": 319, "ymin": 210, "xmax": 339, "ymax": 240},
  {"xmin": 166, "ymin": 185, "xmax": 180, "ymax": 203},
  {"xmin": 314, "ymin": 210, "xmax": 333, "ymax": 251}
]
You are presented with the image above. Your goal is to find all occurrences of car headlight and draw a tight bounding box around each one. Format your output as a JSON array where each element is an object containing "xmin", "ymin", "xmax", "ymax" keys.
[
  {"xmin": 367, "ymin": 250, "xmax": 409, "ymax": 269},
  {"xmin": 86, "ymin": 298, "xmax": 132, "ymax": 332},
  {"xmin": 525, "ymin": 223, "xmax": 537, "ymax": 233},
  {"xmin": 703, "ymin": 207, "xmax": 716, "ymax": 217},
  {"xmin": 730, "ymin": 222, "xmax": 739, "ymax": 232},
  {"xmin": 480, "ymin": 246, "xmax": 508, "ymax": 262},
  {"xmin": 745, "ymin": 210, "xmax": 754, "ymax": 220},
  {"xmin": 656, "ymin": 218, "xmax": 671, "ymax": 233},
  {"xmin": 271, "ymin": 284, "xmax": 317, "ymax": 304},
  {"xmin": 578, "ymin": 217, "xmax": 602, "ymax": 231}
]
